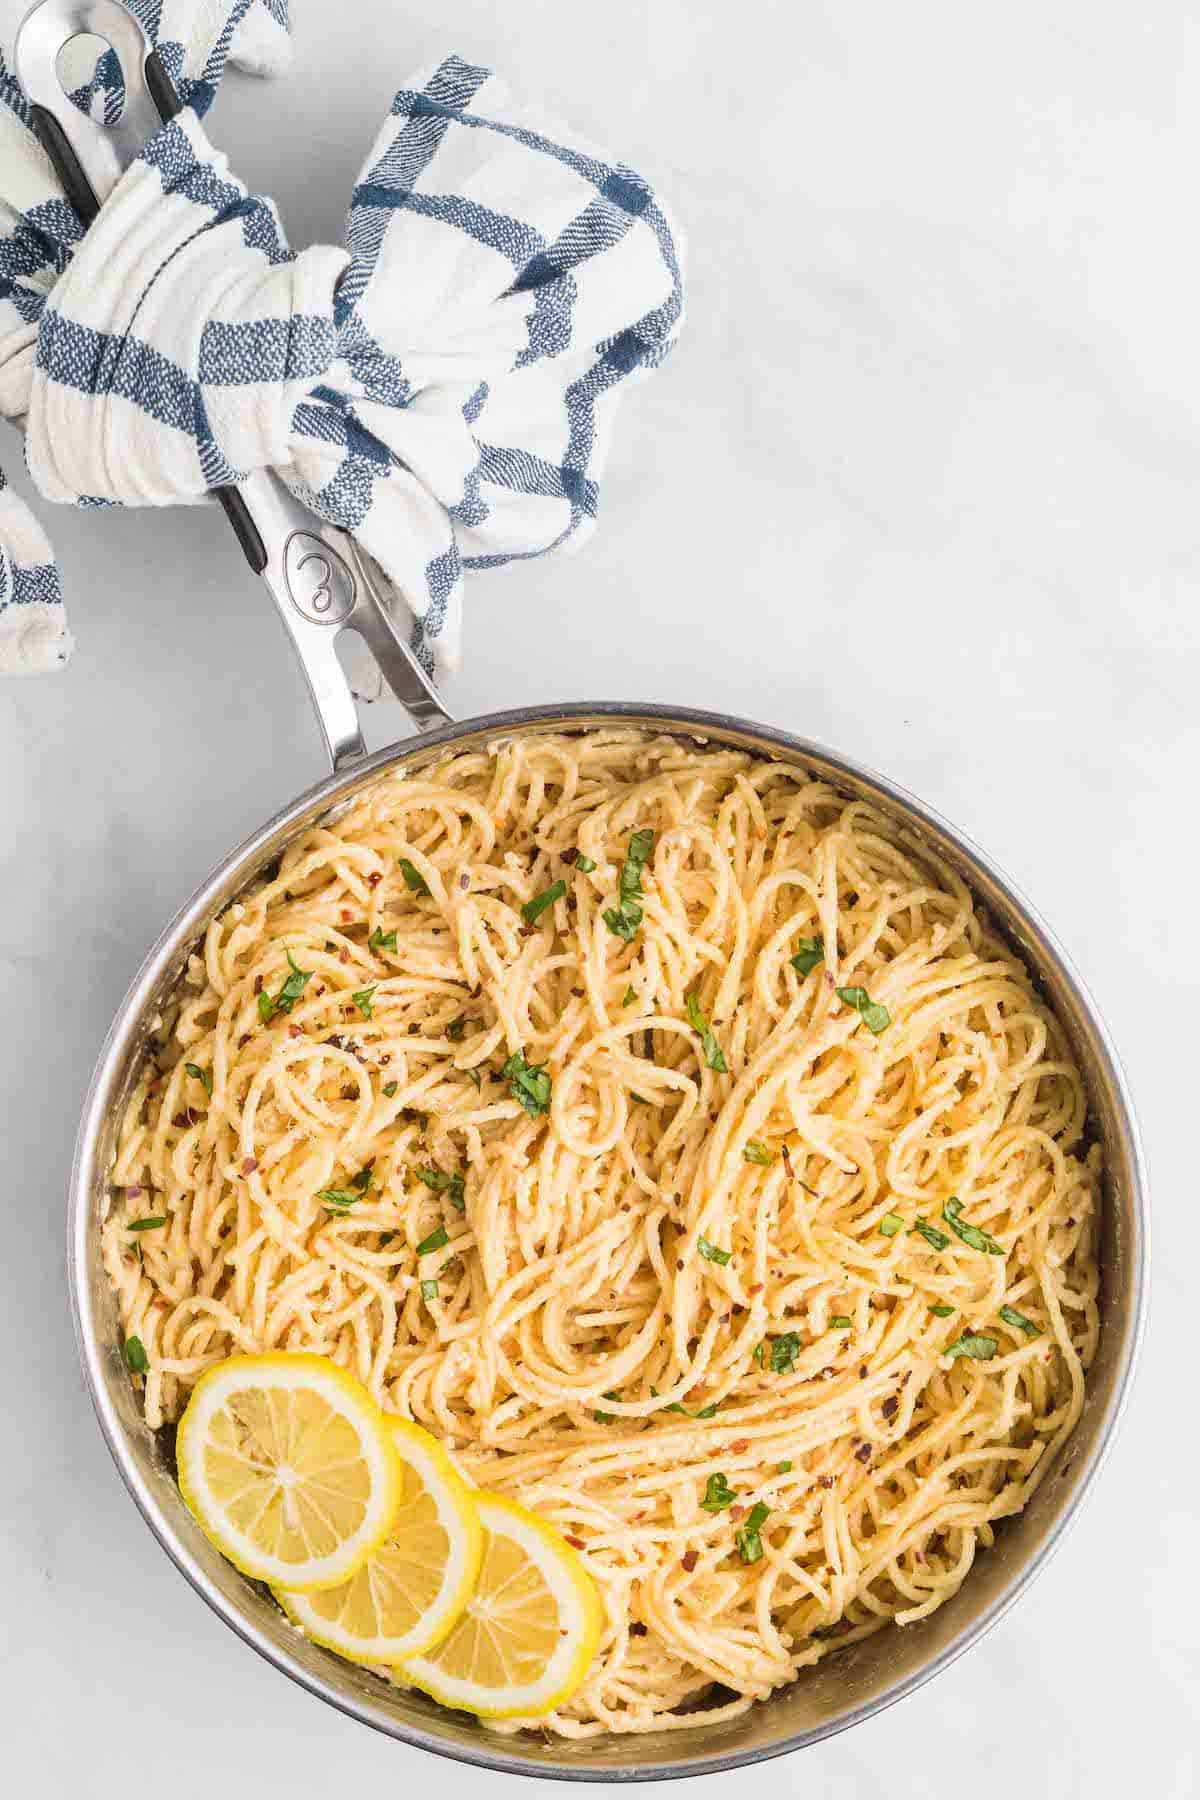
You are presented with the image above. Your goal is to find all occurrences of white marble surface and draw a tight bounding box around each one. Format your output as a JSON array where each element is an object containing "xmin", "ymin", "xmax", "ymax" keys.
[{"xmin": 1, "ymin": 2, "xmax": 1196, "ymax": 1794}]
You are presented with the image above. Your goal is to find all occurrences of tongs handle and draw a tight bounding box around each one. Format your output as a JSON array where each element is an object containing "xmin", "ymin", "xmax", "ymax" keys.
[{"xmin": 14, "ymin": 0, "xmax": 451, "ymax": 769}]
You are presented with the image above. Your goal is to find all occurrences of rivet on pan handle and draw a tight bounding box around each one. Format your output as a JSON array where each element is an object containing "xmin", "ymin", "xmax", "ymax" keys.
[{"xmin": 14, "ymin": 0, "xmax": 452, "ymax": 769}]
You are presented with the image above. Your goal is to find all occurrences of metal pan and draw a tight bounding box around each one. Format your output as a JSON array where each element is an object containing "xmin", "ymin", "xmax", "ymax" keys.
[{"xmin": 27, "ymin": 2, "xmax": 1147, "ymax": 1780}]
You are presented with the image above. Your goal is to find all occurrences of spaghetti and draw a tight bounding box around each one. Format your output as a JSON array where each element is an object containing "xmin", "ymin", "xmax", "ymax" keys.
[{"xmin": 105, "ymin": 729, "xmax": 1101, "ymax": 1736}]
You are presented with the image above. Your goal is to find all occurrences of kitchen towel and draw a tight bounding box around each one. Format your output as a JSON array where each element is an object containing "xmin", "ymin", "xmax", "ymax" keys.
[{"xmin": 0, "ymin": 1, "xmax": 682, "ymax": 678}]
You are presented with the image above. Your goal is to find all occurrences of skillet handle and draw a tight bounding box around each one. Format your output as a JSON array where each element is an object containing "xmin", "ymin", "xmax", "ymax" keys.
[{"xmin": 14, "ymin": 0, "xmax": 452, "ymax": 771}]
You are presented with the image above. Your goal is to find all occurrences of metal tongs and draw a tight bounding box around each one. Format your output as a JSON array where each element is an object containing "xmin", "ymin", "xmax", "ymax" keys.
[{"xmin": 14, "ymin": 0, "xmax": 450, "ymax": 767}]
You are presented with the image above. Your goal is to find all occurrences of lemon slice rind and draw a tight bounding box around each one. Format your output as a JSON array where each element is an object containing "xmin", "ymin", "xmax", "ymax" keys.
[
  {"xmin": 275, "ymin": 1419, "xmax": 483, "ymax": 1664},
  {"xmin": 401, "ymin": 1492, "xmax": 602, "ymax": 1720},
  {"xmin": 176, "ymin": 1353, "xmax": 400, "ymax": 1593}
]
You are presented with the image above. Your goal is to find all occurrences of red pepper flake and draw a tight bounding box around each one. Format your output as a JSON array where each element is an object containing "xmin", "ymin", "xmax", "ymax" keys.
[
  {"xmin": 881, "ymin": 1396, "xmax": 899, "ymax": 1422},
  {"xmin": 675, "ymin": 1258, "xmax": 684, "ymax": 1272},
  {"xmin": 459, "ymin": 874, "xmax": 470, "ymax": 890},
  {"xmin": 859, "ymin": 1365, "xmax": 868, "ymax": 1380},
  {"xmin": 681, "ymin": 1549, "xmax": 698, "ymax": 1572},
  {"xmin": 288, "ymin": 1024, "xmax": 303, "ymax": 1039},
  {"xmin": 854, "ymin": 1442, "xmax": 872, "ymax": 1464},
  {"xmin": 781, "ymin": 1144, "xmax": 794, "ymax": 1176},
  {"xmin": 818, "ymin": 1475, "xmax": 834, "ymax": 1489},
  {"xmin": 747, "ymin": 1283, "xmax": 764, "ymax": 1296},
  {"xmin": 339, "ymin": 949, "xmax": 350, "ymax": 964},
  {"xmin": 237, "ymin": 1034, "xmax": 250, "ymax": 1048},
  {"xmin": 729, "ymin": 1505, "xmax": 746, "ymax": 1522},
  {"xmin": 241, "ymin": 1157, "xmax": 258, "ymax": 1175},
  {"xmin": 629, "ymin": 1621, "xmax": 648, "ymax": 1637},
  {"xmin": 367, "ymin": 872, "xmax": 382, "ymax": 888},
  {"xmin": 340, "ymin": 909, "xmax": 354, "ymax": 922},
  {"xmin": 253, "ymin": 975, "xmax": 263, "ymax": 996},
  {"xmin": 565, "ymin": 1535, "xmax": 586, "ymax": 1550},
  {"xmin": 171, "ymin": 1112, "xmax": 188, "ymax": 1129},
  {"xmin": 730, "ymin": 1439, "xmax": 750, "ymax": 1453}
]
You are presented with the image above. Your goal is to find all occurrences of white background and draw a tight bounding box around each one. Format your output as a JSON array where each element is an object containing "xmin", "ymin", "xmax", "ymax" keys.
[{"xmin": 1, "ymin": 2, "xmax": 1196, "ymax": 1795}]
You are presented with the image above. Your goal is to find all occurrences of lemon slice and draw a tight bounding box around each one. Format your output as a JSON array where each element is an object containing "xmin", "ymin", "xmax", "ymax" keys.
[
  {"xmin": 275, "ymin": 1419, "xmax": 483, "ymax": 1664},
  {"xmin": 176, "ymin": 1353, "xmax": 400, "ymax": 1592},
  {"xmin": 402, "ymin": 1493, "xmax": 602, "ymax": 1719}
]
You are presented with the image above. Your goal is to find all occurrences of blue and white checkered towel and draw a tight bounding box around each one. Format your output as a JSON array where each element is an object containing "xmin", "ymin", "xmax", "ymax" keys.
[{"xmin": 0, "ymin": 2, "xmax": 682, "ymax": 676}]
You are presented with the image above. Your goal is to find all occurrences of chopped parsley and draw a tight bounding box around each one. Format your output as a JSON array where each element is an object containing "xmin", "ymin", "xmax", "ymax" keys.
[
  {"xmin": 945, "ymin": 1332, "xmax": 999, "ymax": 1361},
  {"xmin": 258, "ymin": 949, "xmax": 313, "ymax": 1023},
  {"xmin": 399, "ymin": 858, "xmax": 430, "ymax": 896},
  {"xmin": 124, "ymin": 1335, "xmax": 149, "ymax": 1375},
  {"xmin": 369, "ymin": 926, "xmax": 398, "ymax": 952},
  {"xmin": 382, "ymin": 1081, "xmax": 399, "ymax": 1098},
  {"xmin": 790, "ymin": 936, "xmax": 824, "ymax": 977},
  {"xmin": 735, "ymin": 1501, "xmax": 770, "ymax": 1564},
  {"xmin": 351, "ymin": 986, "xmax": 376, "ymax": 1020},
  {"xmin": 942, "ymin": 1196, "xmax": 1004, "ymax": 1257},
  {"xmin": 770, "ymin": 1333, "xmax": 801, "ymax": 1374},
  {"xmin": 777, "ymin": 1460, "xmax": 793, "ymax": 1474},
  {"xmin": 522, "ymin": 880, "xmax": 566, "ymax": 925},
  {"xmin": 878, "ymin": 1212, "xmax": 904, "ymax": 1237},
  {"xmin": 743, "ymin": 1141, "xmax": 774, "ymax": 1165},
  {"xmin": 700, "ymin": 1472, "xmax": 738, "ymax": 1513},
  {"xmin": 602, "ymin": 828, "xmax": 654, "ymax": 941},
  {"xmin": 930, "ymin": 1304, "xmax": 955, "ymax": 1317},
  {"xmin": 416, "ymin": 1166, "xmax": 465, "ymax": 1211},
  {"xmin": 593, "ymin": 1390, "xmax": 621, "ymax": 1423},
  {"xmin": 184, "ymin": 1062, "xmax": 212, "ymax": 1099},
  {"xmin": 127, "ymin": 1216, "xmax": 166, "ymax": 1232},
  {"xmin": 999, "ymin": 1303, "xmax": 1041, "ymax": 1337},
  {"xmin": 420, "ymin": 1278, "xmax": 439, "ymax": 1302},
  {"xmin": 835, "ymin": 985, "xmax": 890, "ymax": 1035},
  {"xmin": 829, "ymin": 1315, "xmax": 852, "ymax": 1331},
  {"xmin": 912, "ymin": 1218, "xmax": 951, "ymax": 1251},
  {"xmin": 416, "ymin": 1224, "xmax": 449, "ymax": 1256},
  {"xmin": 685, "ymin": 991, "xmax": 727, "ymax": 1073},
  {"xmin": 502, "ymin": 1050, "xmax": 552, "ymax": 1118},
  {"xmin": 465, "ymin": 1067, "xmax": 482, "ymax": 1090},
  {"xmin": 654, "ymin": 1387, "xmax": 719, "ymax": 1421},
  {"xmin": 752, "ymin": 1341, "xmax": 765, "ymax": 1368},
  {"xmin": 697, "ymin": 1235, "xmax": 731, "ymax": 1266},
  {"xmin": 447, "ymin": 1014, "xmax": 467, "ymax": 1041},
  {"xmin": 320, "ymin": 1168, "xmax": 373, "ymax": 1210},
  {"xmin": 573, "ymin": 853, "xmax": 597, "ymax": 874},
  {"xmin": 622, "ymin": 985, "xmax": 637, "ymax": 1007}
]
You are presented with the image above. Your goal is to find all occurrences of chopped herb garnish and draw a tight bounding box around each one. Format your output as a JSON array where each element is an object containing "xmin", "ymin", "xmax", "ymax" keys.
[
  {"xmin": 879, "ymin": 1212, "xmax": 904, "ymax": 1237},
  {"xmin": 502, "ymin": 1049, "xmax": 552, "ymax": 1118},
  {"xmin": 770, "ymin": 1333, "xmax": 801, "ymax": 1374},
  {"xmin": 835, "ymin": 985, "xmax": 891, "ymax": 1035},
  {"xmin": 421, "ymin": 1278, "xmax": 439, "ymax": 1302},
  {"xmin": 124, "ymin": 1335, "xmax": 149, "ymax": 1375},
  {"xmin": 777, "ymin": 1460, "xmax": 793, "ymax": 1474},
  {"xmin": 127, "ymin": 1216, "xmax": 166, "ymax": 1232},
  {"xmin": 999, "ymin": 1303, "xmax": 1041, "ymax": 1337},
  {"xmin": 416, "ymin": 1224, "xmax": 449, "ymax": 1256},
  {"xmin": 399, "ymin": 858, "xmax": 430, "ymax": 896},
  {"xmin": 382, "ymin": 1081, "xmax": 399, "ymax": 1098},
  {"xmin": 317, "ymin": 1187, "xmax": 363, "ymax": 1212},
  {"xmin": 930, "ymin": 1304, "xmax": 955, "ymax": 1317},
  {"xmin": 697, "ymin": 1235, "xmax": 731, "ymax": 1266},
  {"xmin": 466, "ymin": 1067, "xmax": 482, "ymax": 1090},
  {"xmin": 351, "ymin": 985, "xmax": 376, "ymax": 1020},
  {"xmin": 351, "ymin": 1166, "xmax": 374, "ymax": 1193},
  {"xmin": 685, "ymin": 991, "xmax": 728, "ymax": 1073},
  {"xmin": 735, "ymin": 1501, "xmax": 770, "ymax": 1564},
  {"xmin": 829, "ymin": 1315, "xmax": 852, "ymax": 1331},
  {"xmin": 594, "ymin": 1390, "xmax": 621, "ymax": 1424},
  {"xmin": 743, "ymin": 1141, "xmax": 774, "ymax": 1165},
  {"xmin": 752, "ymin": 1341, "xmax": 765, "ymax": 1368},
  {"xmin": 184, "ymin": 1062, "xmax": 213, "ymax": 1099},
  {"xmin": 912, "ymin": 1218, "xmax": 951, "ymax": 1251},
  {"xmin": 573, "ymin": 853, "xmax": 597, "ymax": 873},
  {"xmin": 447, "ymin": 1014, "xmax": 467, "ymax": 1041},
  {"xmin": 942, "ymin": 1196, "xmax": 1004, "ymax": 1257},
  {"xmin": 658, "ymin": 1390, "xmax": 719, "ymax": 1420},
  {"xmin": 945, "ymin": 1333, "xmax": 999, "ymax": 1361},
  {"xmin": 258, "ymin": 949, "xmax": 313, "ymax": 1023},
  {"xmin": 622, "ymin": 986, "xmax": 637, "ymax": 1007},
  {"xmin": 790, "ymin": 936, "xmax": 824, "ymax": 977},
  {"xmin": 369, "ymin": 926, "xmax": 398, "ymax": 952},
  {"xmin": 416, "ymin": 1166, "xmax": 465, "ymax": 1211},
  {"xmin": 701, "ymin": 1472, "xmax": 738, "ymax": 1513},
  {"xmin": 602, "ymin": 828, "xmax": 654, "ymax": 941},
  {"xmin": 522, "ymin": 880, "xmax": 566, "ymax": 925}
]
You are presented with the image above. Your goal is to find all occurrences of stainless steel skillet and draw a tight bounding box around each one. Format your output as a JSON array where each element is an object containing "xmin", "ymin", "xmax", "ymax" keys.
[{"xmin": 26, "ymin": 2, "xmax": 1148, "ymax": 1780}]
